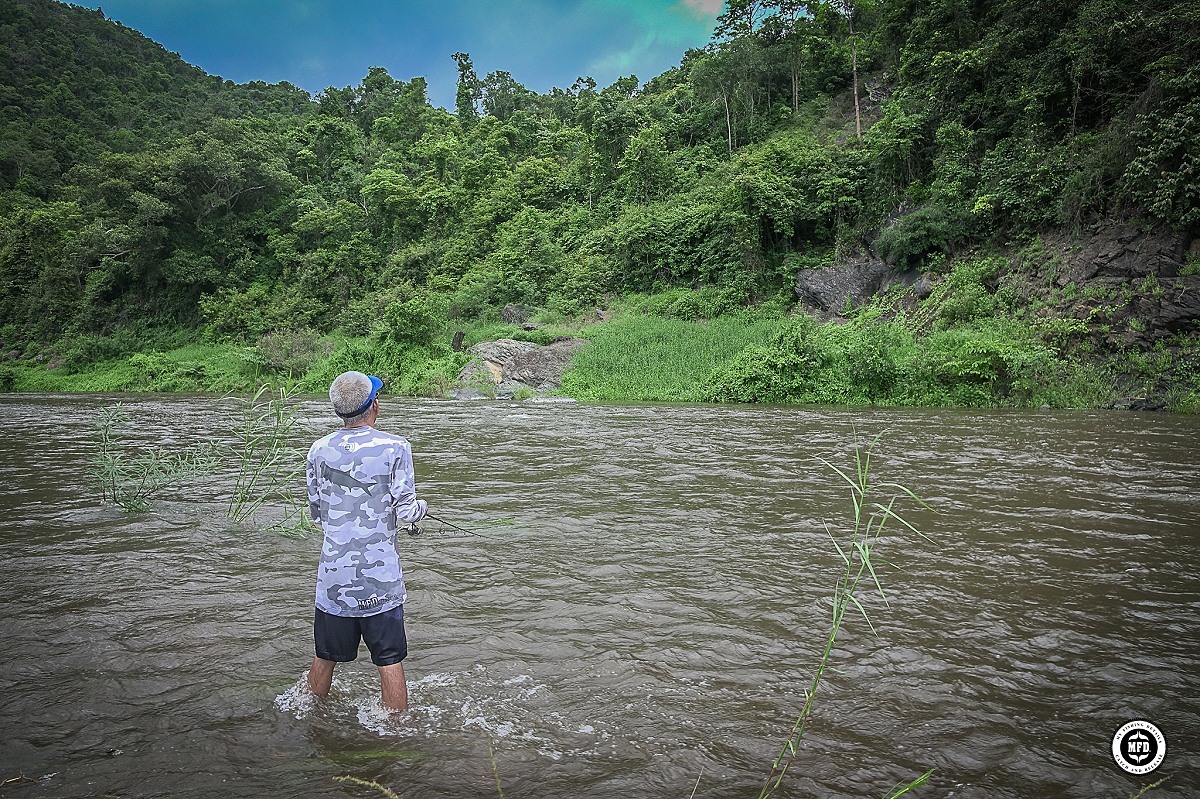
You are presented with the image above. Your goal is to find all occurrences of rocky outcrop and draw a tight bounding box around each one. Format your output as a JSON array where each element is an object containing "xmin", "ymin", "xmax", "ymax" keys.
[
  {"xmin": 793, "ymin": 225, "xmax": 1197, "ymax": 342},
  {"xmin": 794, "ymin": 260, "xmax": 924, "ymax": 315},
  {"xmin": 451, "ymin": 337, "xmax": 585, "ymax": 400},
  {"xmin": 1056, "ymin": 226, "xmax": 1187, "ymax": 283},
  {"xmin": 1033, "ymin": 225, "xmax": 1198, "ymax": 348},
  {"xmin": 790, "ymin": 223, "xmax": 1197, "ymax": 410}
]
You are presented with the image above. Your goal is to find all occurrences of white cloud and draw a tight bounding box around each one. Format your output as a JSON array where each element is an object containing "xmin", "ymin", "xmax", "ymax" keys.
[{"xmin": 678, "ymin": 0, "xmax": 724, "ymax": 17}]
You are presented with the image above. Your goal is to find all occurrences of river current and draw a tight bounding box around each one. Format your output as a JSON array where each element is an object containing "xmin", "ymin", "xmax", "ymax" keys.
[{"xmin": 0, "ymin": 394, "xmax": 1197, "ymax": 798}]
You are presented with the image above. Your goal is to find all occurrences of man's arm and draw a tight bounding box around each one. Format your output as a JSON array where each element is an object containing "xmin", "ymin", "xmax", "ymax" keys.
[
  {"xmin": 390, "ymin": 441, "xmax": 428, "ymax": 524},
  {"xmin": 305, "ymin": 450, "xmax": 323, "ymax": 526}
]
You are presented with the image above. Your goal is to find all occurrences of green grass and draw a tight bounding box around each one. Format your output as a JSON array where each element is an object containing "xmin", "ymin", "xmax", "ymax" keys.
[
  {"xmin": 558, "ymin": 310, "xmax": 786, "ymax": 402},
  {"xmin": 4, "ymin": 342, "xmax": 262, "ymax": 393}
]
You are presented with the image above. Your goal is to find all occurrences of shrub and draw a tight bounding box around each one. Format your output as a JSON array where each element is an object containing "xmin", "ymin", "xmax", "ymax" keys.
[
  {"xmin": 873, "ymin": 204, "xmax": 973, "ymax": 270},
  {"xmin": 54, "ymin": 329, "xmax": 141, "ymax": 373},
  {"xmin": 257, "ymin": 329, "xmax": 333, "ymax": 378}
]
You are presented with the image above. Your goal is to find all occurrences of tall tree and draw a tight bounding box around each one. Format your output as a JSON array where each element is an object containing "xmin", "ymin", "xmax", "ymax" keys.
[{"xmin": 452, "ymin": 52, "xmax": 482, "ymax": 128}]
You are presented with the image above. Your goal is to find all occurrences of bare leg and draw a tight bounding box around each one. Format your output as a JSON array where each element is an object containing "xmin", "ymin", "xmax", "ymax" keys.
[
  {"xmin": 378, "ymin": 662, "xmax": 408, "ymax": 711},
  {"xmin": 308, "ymin": 656, "xmax": 336, "ymax": 698}
]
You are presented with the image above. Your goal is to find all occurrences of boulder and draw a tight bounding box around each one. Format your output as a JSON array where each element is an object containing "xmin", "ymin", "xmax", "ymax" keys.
[
  {"xmin": 794, "ymin": 261, "xmax": 920, "ymax": 314},
  {"xmin": 456, "ymin": 338, "xmax": 540, "ymax": 385},
  {"xmin": 501, "ymin": 304, "xmax": 531, "ymax": 323},
  {"xmin": 451, "ymin": 337, "xmax": 586, "ymax": 399},
  {"xmin": 506, "ymin": 339, "xmax": 586, "ymax": 390},
  {"xmin": 447, "ymin": 386, "xmax": 490, "ymax": 401}
]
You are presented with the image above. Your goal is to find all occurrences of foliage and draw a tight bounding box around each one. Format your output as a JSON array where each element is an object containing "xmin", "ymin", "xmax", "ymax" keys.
[
  {"xmin": 706, "ymin": 312, "xmax": 916, "ymax": 405},
  {"xmin": 227, "ymin": 383, "xmax": 308, "ymax": 531},
  {"xmin": 1, "ymin": 0, "xmax": 1196, "ymax": 411},
  {"xmin": 559, "ymin": 308, "xmax": 784, "ymax": 403},
  {"xmin": 873, "ymin": 204, "xmax": 973, "ymax": 270},
  {"xmin": 90, "ymin": 403, "xmax": 220, "ymax": 512}
]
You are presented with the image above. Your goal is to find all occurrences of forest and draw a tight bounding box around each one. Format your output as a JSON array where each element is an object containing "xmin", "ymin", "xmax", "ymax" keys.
[{"xmin": 1, "ymin": 0, "xmax": 1197, "ymax": 409}]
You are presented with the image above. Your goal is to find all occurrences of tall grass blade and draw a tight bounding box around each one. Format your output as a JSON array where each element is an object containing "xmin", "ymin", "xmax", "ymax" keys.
[{"xmin": 759, "ymin": 436, "xmax": 933, "ymax": 799}]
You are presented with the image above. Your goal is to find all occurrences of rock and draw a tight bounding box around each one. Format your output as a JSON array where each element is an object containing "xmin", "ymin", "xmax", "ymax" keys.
[
  {"xmin": 496, "ymin": 379, "xmax": 531, "ymax": 399},
  {"xmin": 1060, "ymin": 225, "xmax": 1188, "ymax": 283},
  {"xmin": 457, "ymin": 338, "xmax": 540, "ymax": 385},
  {"xmin": 1155, "ymin": 276, "xmax": 1200, "ymax": 333},
  {"xmin": 452, "ymin": 337, "xmax": 586, "ymax": 399},
  {"xmin": 506, "ymin": 338, "xmax": 586, "ymax": 390},
  {"xmin": 447, "ymin": 386, "xmax": 490, "ymax": 401},
  {"xmin": 913, "ymin": 274, "xmax": 935, "ymax": 299},
  {"xmin": 794, "ymin": 261, "xmax": 921, "ymax": 314},
  {"xmin": 501, "ymin": 304, "xmax": 531, "ymax": 324},
  {"xmin": 467, "ymin": 338, "xmax": 539, "ymax": 365}
]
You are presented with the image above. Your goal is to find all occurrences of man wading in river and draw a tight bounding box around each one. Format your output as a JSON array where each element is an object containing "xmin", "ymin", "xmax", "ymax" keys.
[{"xmin": 305, "ymin": 371, "xmax": 428, "ymax": 710}]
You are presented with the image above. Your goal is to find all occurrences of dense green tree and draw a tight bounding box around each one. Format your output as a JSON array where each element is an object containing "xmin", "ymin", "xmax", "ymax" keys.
[{"xmin": 0, "ymin": 0, "xmax": 1195, "ymax": 365}]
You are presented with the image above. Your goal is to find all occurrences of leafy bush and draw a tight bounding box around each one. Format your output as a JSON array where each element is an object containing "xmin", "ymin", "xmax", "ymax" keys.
[
  {"xmin": 915, "ymin": 256, "xmax": 1004, "ymax": 327},
  {"xmin": 374, "ymin": 291, "xmax": 448, "ymax": 349},
  {"xmin": 634, "ymin": 284, "xmax": 747, "ymax": 321},
  {"xmin": 705, "ymin": 314, "xmax": 915, "ymax": 405},
  {"xmin": 873, "ymin": 204, "xmax": 973, "ymax": 270},
  {"xmin": 200, "ymin": 283, "xmax": 274, "ymax": 341},
  {"xmin": 257, "ymin": 329, "xmax": 333, "ymax": 378},
  {"xmin": 910, "ymin": 323, "xmax": 1058, "ymax": 406},
  {"xmin": 53, "ymin": 329, "xmax": 141, "ymax": 373},
  {"xmin": 126, "ymin": 351, "xmax": 208, "ymax": 391}
]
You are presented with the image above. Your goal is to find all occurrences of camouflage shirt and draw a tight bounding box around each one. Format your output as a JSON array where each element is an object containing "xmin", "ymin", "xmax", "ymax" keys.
[{"xmin": 306, "ymin": 425, "xmax": 428, "ymax": 617}]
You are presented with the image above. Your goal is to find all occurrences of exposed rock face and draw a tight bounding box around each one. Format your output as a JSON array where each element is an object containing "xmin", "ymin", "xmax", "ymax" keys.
[
  {"xmin": 452, "ymin": 337, "xmax": 585, "ymax": 399},
  {"xmin": 456, "ymin": 339, "xmax": 539, "ymax": 386},
  {"xmin": 793, "ymin": 225, "xmax": 1197, "ymax": 342},
  {"xmin": 794, "ymin": 261, "xmax": 921, "ymax": 315},
  {"xmin": 1034, "ymin": 225, "xmax": 1198, "ymax": 346},
  {"xmin": 506, "ymin": 339, "xmax": 586, "ymax": 390},
  {"xmin": 790, "ymin": 223, "xmax": 1197, "ymax": 410},
  {"xmin": 1059, "ymin": 226, "xmax": 1187, "ymax": 283}
]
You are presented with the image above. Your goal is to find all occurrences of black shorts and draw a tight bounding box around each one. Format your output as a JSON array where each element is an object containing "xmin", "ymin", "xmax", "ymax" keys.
[{"xmin": 314, "ymin": 605, "xmax": 408, "ymax": 667}]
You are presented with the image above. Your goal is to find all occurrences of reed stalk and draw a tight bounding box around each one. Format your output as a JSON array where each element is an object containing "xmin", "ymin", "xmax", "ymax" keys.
[
  {"xmin": 227, "ymin": 382, "xmax": 306, "ymax": 526},
  {"xmin": 333, "ymin": 775, "xmax": 400, "ymax": 799},
  {"xmin": 758, "ymin": 433, "xmax": 934, "ymax": 799},
  {"xmin": 90, "ymin": 403, "xmax": 219, "ymax": 512}
]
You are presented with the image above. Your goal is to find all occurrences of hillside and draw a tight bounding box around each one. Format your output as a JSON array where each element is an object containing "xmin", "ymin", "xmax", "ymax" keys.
[
  {"xmin": 0, "ymin": 0, "xmax": 312, "ymax": 195},
  {"xmin": 0, "ymin": 0, "xmax": 1197, "ymax": 410}
]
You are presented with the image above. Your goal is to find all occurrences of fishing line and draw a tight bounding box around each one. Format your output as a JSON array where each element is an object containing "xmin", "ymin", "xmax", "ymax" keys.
[{"xmin": 409, "ymin": 511, "xmax": 487, "ymax": 538}]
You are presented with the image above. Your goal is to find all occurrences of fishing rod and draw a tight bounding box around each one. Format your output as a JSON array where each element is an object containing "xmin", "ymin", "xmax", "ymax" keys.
[{"xmin": 406, "ymin": 511, "xmax": 487, "ymax": 538}]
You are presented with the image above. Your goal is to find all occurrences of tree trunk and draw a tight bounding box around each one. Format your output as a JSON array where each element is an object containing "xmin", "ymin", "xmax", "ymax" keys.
[
  {"xmin": 852, "ymin": 37, "xmax": 861, "ymax": 139},
  {"xmin": 723, "ymin": 92, "xmax": 733, "ymax": 154}
]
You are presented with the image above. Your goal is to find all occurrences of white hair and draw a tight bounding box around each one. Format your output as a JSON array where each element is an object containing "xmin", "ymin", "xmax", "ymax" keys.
[{"xmin": 329, "ymin": 371, "xmax": 375, "ymax": 423}]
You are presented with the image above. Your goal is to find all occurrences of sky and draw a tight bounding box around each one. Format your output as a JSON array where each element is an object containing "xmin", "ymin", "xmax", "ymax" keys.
[{"xmin": 68, "ymin": 0, "xmax": 724, "ymax": 109}]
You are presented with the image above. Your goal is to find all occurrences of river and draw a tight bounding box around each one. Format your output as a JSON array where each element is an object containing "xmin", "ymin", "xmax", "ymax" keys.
[{"xmin": 0, "ymin": 394, "xmax": 1197, "ymax": 798}]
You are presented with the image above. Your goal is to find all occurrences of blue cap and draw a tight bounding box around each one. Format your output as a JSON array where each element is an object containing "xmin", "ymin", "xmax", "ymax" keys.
[{"xmin": 335, "ymin": 374, "xmax": 383, "ymax": 418}]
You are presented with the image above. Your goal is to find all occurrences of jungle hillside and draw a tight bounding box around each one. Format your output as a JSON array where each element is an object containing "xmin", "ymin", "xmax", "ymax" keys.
[{"xmin": 1, "ymin": 0, "xmax": 1198, "ymax": 410}]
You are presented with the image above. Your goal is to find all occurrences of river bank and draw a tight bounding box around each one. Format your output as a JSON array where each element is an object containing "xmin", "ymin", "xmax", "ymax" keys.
[{"xmin": 2, "ymin": 228, "xmax": 1197, "ymax": 412}]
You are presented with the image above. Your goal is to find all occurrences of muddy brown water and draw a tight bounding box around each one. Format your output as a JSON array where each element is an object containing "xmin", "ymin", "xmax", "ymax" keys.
[{"xmin": 0, "ymin": 394, "xmax": 1197, "ymax": 798}]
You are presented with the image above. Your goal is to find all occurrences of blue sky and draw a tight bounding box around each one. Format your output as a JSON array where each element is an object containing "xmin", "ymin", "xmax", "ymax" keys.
[{"xmin": 69, "ymin": 0, "xmax": 724, "ymax": 108}]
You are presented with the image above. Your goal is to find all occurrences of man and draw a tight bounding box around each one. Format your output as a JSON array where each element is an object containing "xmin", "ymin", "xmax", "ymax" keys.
[{"xmin": 304, "ymin": 370, "xmax": 428, "ymax": 710}]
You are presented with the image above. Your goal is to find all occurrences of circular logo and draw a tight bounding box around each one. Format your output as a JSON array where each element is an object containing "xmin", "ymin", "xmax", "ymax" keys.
[{"xmin": 1112, "ymin": 720, "xmax": 1166, "ymax": 774}]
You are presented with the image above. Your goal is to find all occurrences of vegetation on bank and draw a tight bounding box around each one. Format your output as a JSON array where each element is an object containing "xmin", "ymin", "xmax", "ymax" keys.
[
  {"xmin": 7, "ymin": 257, "xmax": 1199, "ymax": 412},
  {"xmin": 1, "ymin": 0, "xmax": 1197, "ymax": 410}
]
